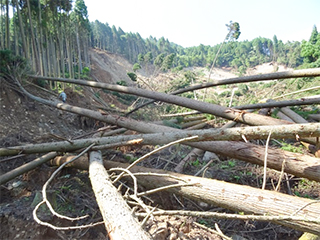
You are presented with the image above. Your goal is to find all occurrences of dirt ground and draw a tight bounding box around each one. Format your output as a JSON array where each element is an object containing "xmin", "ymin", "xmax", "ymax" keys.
[{"xmin": 0, "ymin": 50, "xmax": 317, "ymax": 239}]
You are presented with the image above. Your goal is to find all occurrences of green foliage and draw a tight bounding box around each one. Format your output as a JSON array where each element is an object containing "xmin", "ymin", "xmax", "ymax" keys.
[
  {"xmin": 133, "ymin": 63, "xmax": 141, "ymax": 72},
  {"xmin": 301, "ymin": 26, "xmax": 320, "ymax": 67},
  {"xmin": 238, "ymin": 83, "xmax": 249, "ymax": 94},
  {"xmin": 221, "ymin": 160, "xmax": 237, "ymax": 169},
  {"xmin": 309, "ymin": 25, "xmax": 318, "ymax": 44},
  {"xmin": 168, "ymin": 70, "xmax": 194, "ymax": 92},
  {"xmin": 280, "ymin": 142, "xmax": 304, "ymax": 154},
  {"xmin": 116, "ymin": 80, "xmax": 128, "ymax": 86},
  {"xmin": 161, "ymin": 53, "xmax": 175, "ymax": 70},
  {"xmin": 191, "ymin": 159, "xmax": 201, "ymax": 167},
  {"xmin": 219, "ymin": 90, "xmax": 231, "ymax": 97},
  {"xmin": 81, "ymin": 67, "xmax": 90, "ymax": 79},
  {"xmin": 154, "ymin": 53, "xmax": 165, "ymax": 67},
  {"xmin": 226, "ymin": 21, "xmax": 241, "ymax": 40},
  {"xmin": 0, "ymin": 49, "xmax": 28, "ymax": 81},
  {"xmin": 162, "ymin": 120, "xmax": 182, "ymax": 129},
  {"xmin": 138, "ymin": 53, "xmax": 144, "ymax": 63},
  {"xmin": 127, "ymin": 72, "xmax": 137, "ymax": 81},
  {"xmin": 89, "ymin": 19, "xmax": 318, "ymax": 71}
]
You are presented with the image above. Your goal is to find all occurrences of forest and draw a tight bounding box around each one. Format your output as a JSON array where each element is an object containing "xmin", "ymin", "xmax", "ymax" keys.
[
  {"xmin": 1, "ymin": 0, "xmax": 320, "ymax": 79},
  {"xmin": 1, "ymin": 1, "xmax": 320, "ymax": 240}
]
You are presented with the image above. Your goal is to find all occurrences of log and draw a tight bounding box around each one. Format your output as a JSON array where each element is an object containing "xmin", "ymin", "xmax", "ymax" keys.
[
  {"xmin": 50, "ymin": 156, "xmax": 320, "ymax": 235},
  {"xmin": 2, "ymin": 123, "xmax": 320, "ymax": 182},
  {"xmin": 2, "ymin": 123, "xmax": 319, "ymax": 156},
  {"xmin": 308, "ymin": 114, "xmax": 320, "ymax": 122},
  {"xmin": 28, "ymin": 75, "xmax": 293, "ymax": 126},
  {"xmin": 0, "ymin": 152, "xmax": 58, "ymax": 185},
  {"xmin": 280, "ymin": 107, "xmax": 309, "ymax": 123},
  {"xmin": 88, "ymin": 151, "xmax": 151, "ymax": 240},
  {"xmin": 235, "ymin": 97, "xmax": 320, "ymax": 110},
  {"xmin": 123, "ymin": 68, "xmax": 320, "ymax": 114},
  {"xmin": 20, "ymin": 76, "xmax": 317, "ymax": 146}
]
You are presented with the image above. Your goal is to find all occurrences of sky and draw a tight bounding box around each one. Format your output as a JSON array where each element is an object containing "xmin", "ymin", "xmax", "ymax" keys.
[{"xmin": 84, "ymin": 0, "xmax": 320, "ymax": 48}]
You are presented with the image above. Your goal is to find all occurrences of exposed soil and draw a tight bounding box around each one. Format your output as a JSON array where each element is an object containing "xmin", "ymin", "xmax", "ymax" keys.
[{"xmin": 0, "ymin": 50, "xmax": 317, "ymax": 240}]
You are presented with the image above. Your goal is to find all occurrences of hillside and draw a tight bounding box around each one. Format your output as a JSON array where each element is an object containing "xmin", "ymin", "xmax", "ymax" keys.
[{"xmin": 1, "ymin": 49, "xmax": 319, "ymax": 240}]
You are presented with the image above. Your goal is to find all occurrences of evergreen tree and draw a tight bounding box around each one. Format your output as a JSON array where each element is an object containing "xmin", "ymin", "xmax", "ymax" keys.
[{"xmin": 309, "ymin": 25, "xmax": 318, "ymax": 44}]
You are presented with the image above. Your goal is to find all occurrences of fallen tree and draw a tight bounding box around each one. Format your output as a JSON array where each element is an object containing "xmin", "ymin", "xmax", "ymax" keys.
[
  {"xmin": 1, "ymin": 123, "xmax": 320, "ymax": 183},
  {"xmin": 24, "ymin": 75, "xmax": 318, "ymax": 146},
  {"xmin": 50, "ymin": 156, "xmax": 320, "ymax": 235},
  {"xmin": 28, "ymin": 75, "xmax": 293, "ymax": 126},
  {"xmin": 235, "ymin": 97, "xmax": 320, "ymax": 110},
  {"xmin": 122, "ymin": 68, "xmax": 320, "ymax": 114},
  {"xmin": 2, "ymin": 123, "xmax": 319, "ymax": 156},
  {"xmin": 89, "ymin": 151, "xmax": 152, "ymax": 240}
]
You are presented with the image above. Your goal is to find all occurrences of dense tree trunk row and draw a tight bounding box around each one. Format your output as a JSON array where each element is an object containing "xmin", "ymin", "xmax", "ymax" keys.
[{"xmin": 0, "ymin": 0, "xmax": 90, "ymax": 80}]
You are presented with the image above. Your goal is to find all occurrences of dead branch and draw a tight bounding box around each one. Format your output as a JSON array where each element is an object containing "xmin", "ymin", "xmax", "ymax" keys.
[
  {"xmin": 50, "ymin": 157, "xmax": 320, "ymax": 235},
  {"xmin": 88, "ymin": 151, "xmax": 152, "ymax": 240}
]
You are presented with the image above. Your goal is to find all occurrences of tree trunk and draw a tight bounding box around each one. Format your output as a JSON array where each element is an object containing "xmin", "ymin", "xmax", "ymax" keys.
[
  {"xmin": 235, "ymin": 97, "xmax": 320, "ymax": 110},
  {"xmin": 2, "ymin": 122, "xmax": 320, "ymax": 182},
  {"xmin": 0, "ymin": 152, "xmax": 58, "ymax": 185},
  {"xmin": 4, "ymin": 81, "xmax": 320, "ymax": 181},
  {"xmin": 14, "ymin": 0, "xmax": 27, "ymax": 57},
  {"xmin": 51, "ymin": 156, "xmax": 320, "ymax": 236},
  {"xmin": 89, "ymin": 151, "xmax": 152, "ymax": 240},
  {"xmin": 23, "ymin": 76, "xmax": 279, "ymax": 125},
  {"xmin": 127, "ymin": 68, "xmax": 320, "ymax": 114},
  {"xmin": 26, "ymin": 0, "xmax": 40, "ymax": 73}
]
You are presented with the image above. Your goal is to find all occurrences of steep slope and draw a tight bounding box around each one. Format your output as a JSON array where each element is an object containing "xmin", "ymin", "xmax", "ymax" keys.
[{"xmin": 89, "ymin": 48, "xmax": 134, "ymax": 86}]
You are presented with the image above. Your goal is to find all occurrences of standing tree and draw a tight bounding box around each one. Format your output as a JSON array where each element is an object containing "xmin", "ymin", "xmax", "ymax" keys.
[
  {"xmin": 309, "ymin": 25, "xmax": 318, "ymax": 44},
  {"xmin": 208, "ymin": 21, "xmax": 241, "ymax": 79},
  {"xmin": 301, "ymin": 25, "xmax": 320, "ymax": 66}
]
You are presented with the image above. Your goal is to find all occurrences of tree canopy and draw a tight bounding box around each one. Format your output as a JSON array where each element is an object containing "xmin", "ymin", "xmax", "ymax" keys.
[{"xmin": 0, "ymin": 1, "xmax": 318, "ymax": 79}]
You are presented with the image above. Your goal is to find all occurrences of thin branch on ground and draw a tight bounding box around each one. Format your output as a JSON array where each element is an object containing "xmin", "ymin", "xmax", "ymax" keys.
[
  {"xmin": 134, "ymin": 210, "xmax": 320, "ymax": 224},
  {"xmin": 194, "ymin": 159, "xmax": 214, "ymax": 177},
  {"xmin": 112, "ymin": 135, "xmax": 198, "ymax": 184},
  {"xmin": 109, "ymin": 167, "xmax": 139, "ymax": 196},
  {"xmin": 215, "ymin": 222, "xmax": 232, "ymax": 240},
  {"xmin": 137, "ymin": 183, "xmax": 198, "ymax": 197},
  {"xmin": 194, "ymin": 222, "xmax": 232, "ymax": 240},
  {"xmin": 275, "ymin": 159, "xmax": 286, "ymax": 192},
  {"xmin": 33, "ymin": 143, "xmax": 97, "ymax": 229}
]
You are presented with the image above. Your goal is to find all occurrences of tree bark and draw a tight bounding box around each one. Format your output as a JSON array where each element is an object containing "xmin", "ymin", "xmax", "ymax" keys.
[
  {"xmin": 1, "ymin": 116, "xmax": 320, "ymax": 181},
  {"xmin": 235, "ymin": 97, "xmax": 320, "ymax": 110},
  {"xmin": 27, "ymin": 75, "xmax": 295, "ymax": 126},
  {"xmin": 127, "ymin": 68, "xmax": 320, "ymax": 114},
  {"xmin": 89, "ymin": 151, "xmax": 152, "ymax": 240},
  {"xmin": 1, "ymin": 122, "xmax": 319, "ymax": 153},
  {"xmin": 51, "ymin": 156, "xmax": 320, "ymax": 235},
  {"xmin": 8, "ymin": 82, "xmax": 320, "ymax": 181},
  {"xmin": 0, "ymin": 152, "xmax": 58, "ymax": 185}
]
